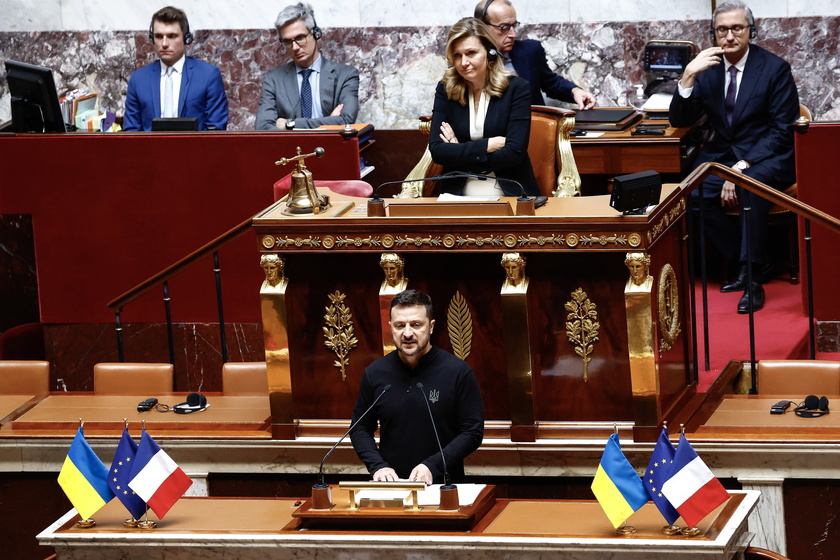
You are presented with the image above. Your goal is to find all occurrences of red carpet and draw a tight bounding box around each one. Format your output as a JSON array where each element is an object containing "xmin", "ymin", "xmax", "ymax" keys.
[{"xmin": 694, "ymin": 277, "xmax": 810, "ymax": 391}]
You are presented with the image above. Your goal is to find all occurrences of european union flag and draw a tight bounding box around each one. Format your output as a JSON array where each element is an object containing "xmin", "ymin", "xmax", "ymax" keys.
[
  {"xmin": 108, "ymin": 428, "xmax": 147, "ymax": 520},
  {"xmin": 644, "ymin": 427, "xmax": 680, "ymax": 525}
]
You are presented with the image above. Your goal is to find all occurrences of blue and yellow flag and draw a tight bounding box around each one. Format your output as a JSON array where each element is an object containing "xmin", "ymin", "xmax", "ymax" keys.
[
  {"xmin": 57, "ymin": 427, "xmax": 115, "ymax": 519},
  {"xmin": 591, "ymin": 432, "xmax": 649, "ymax": 528}
]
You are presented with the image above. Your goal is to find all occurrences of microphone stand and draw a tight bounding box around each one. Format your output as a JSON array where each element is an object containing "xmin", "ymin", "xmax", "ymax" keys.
[
  {"xmin": 310, "ymin": 384, "xmax": 391, "ymax": 510},
  {"xmin": 416, "ymin": 382, "xmax": 460, "ymax": 511}
]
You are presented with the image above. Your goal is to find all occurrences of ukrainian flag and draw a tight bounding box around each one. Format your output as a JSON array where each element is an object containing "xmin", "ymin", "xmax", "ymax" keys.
[
  {"xmin": 57, "ymin": 427, "xmax": 115, "ymax": 520},
  {"xmin": 591, "ymin": 432, "xmax": 649, "ymax": 528}
]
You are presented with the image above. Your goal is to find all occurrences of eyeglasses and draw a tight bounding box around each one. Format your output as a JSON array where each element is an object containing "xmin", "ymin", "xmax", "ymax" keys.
[
  {"xmin": 487, "ymin": 21, "xmax": 520, "ymax": 34},
  {"xmin": 714, "ymin": 25, "xmax": 748, "ymax": 37},
  {"xmin": 281, "ymin": 33, "xmax": 310, "ymax": 48}
]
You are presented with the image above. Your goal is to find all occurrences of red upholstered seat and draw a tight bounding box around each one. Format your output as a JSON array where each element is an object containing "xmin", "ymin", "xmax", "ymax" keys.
[{"xmin": 273, "ymin": 173, "xmax": 373, "ymax": 201}]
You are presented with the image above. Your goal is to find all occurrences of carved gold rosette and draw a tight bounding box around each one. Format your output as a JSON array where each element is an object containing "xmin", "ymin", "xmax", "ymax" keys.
[
  {"xmin": 446, "ymin": 291, "xmax": 473, "ymax": 361},
  {"xmin": 657, "ymin": 264, "xmax": 681, "ymax": 353},
  {"xmin": 565, "ymin": 288, "xmax": 600, "ymax": 383},
  {"xmin": 322, "ymin": 291, "xmax": 359, "ymax": 381}
]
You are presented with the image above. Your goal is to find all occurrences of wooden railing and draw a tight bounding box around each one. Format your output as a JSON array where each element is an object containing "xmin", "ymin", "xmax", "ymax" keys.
[
  {"xmin": 681, "ymin": 160, "xmax": 840, "ymax": 393},
  {"xmin": 106, "ymin": 216, "xmax": 255, "ymax": 379}
]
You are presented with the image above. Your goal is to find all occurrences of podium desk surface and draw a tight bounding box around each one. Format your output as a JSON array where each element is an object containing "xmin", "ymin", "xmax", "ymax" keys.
[
  {"xmin": 0, "ymin": 393, "xmax": 271, "ymax": 439},
  {"xmin": 693, "ymin": 394, "xmax": 840, "ymax": 440},
  {"xmin": 39, "ymin": 491, "xmax": 757, "ymax": 560}
]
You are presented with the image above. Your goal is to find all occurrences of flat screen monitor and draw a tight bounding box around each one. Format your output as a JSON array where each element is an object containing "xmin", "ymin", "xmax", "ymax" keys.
[
  {"xmin": 643, "ymin": 42, "xmax": 693, "ymax": 73},
  {"xmin": 151, "ymin": 117, "xmax": 199, "ymax": 131},
  {"xmin": 4, "ymin": 60, "xmax": 66, "ymax": 133}
]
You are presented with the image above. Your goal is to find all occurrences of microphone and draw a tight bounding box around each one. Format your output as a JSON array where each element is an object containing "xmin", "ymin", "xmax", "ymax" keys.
[
  {"xmin": 415, "ymin": 382, "xmax": 454, "ymax": 489},
  {"xmin": 310, "ymin": 384, "xmax": 391, "ymax": 507}
]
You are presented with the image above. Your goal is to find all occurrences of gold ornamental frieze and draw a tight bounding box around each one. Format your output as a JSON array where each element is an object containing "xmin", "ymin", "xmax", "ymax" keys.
[
  {"xmin": 647, "ymin": 198, "xmax": 686, "ymax": 245},
  {"xmin": 565, "ymin": 288, "xmax": 600, "ymax": 383},
  {"xmin": 264, "ymin": 235, "xmax": 322, "ymax": 249},
  {"xmin": 657, "ymin": 263, "xmax": 681, "ymax": 353},
  {"xmin": 322, "ymin": 291, "xmax": 359, "ymax": 381},
  {"xmin": 262, "ymin": 230, "xmax": 663, "ymax": 252},
  {"xmin": 446, "ymin": 291, "xmax": 473, "ymax": 361}
]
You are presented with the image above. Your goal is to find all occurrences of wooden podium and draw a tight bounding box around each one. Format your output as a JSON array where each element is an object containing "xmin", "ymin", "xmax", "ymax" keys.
[{"xmin": 251, "ymin": 187, "xmax": 695, "ymax": 442}]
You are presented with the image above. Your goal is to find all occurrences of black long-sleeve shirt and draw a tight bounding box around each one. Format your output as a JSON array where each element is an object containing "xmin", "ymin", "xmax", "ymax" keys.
[{"xmin": 350, "ymin": 346, "xmax": 484, "ymax": 483}]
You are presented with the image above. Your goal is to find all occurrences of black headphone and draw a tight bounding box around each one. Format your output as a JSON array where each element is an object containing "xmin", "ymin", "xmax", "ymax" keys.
[
  {"xmin": 488, "ymin": 48, "xmax": 499, "ymax": 61},
  {"xmin": 479, "ymin": 0, "xmax": 495, "ymax": 23},
  {"xmin": 149, "ymin": 14, "xmax": 194, "ymax": 45},
  {"xmin": 794, "ymin": 395, "xmax": 830, "ymax": 418},
  {"xmin": 307, "ymin": 4, "xmax": 322, "ymax": 40}
]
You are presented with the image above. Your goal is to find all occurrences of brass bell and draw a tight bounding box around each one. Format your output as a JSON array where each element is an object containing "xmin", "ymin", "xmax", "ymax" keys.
[{"xmin": 275, "ymin": 147, "xmax": 329, "ymax": 215}]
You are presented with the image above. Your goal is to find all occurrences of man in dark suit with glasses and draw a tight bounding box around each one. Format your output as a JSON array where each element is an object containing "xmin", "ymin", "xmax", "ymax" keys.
[{"xmin": 670, "ymin": 0, "xmax": 799, "ymax": 313}]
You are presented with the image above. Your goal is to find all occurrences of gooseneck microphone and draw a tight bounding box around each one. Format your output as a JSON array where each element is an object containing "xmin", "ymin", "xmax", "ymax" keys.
[
  {"xmin": 415, "ymin": 382, "xmax": 455, "ymax": 489},
  {"xmin": 314, "ymin": 384, "xmax": 392, "ymax": 488}
]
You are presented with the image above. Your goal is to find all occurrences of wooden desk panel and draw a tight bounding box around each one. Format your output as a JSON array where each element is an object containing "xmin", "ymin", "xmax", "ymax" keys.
[
  {"xmin": 4, "ymin": 394, "xmax": 271, "ymax": 437},
  {"xmin": 0, "ymin": 394, "xmax": 37, "ymax": 426},
  {"xmin": 38, "ymin": 492, "xmax": 758, "ymax": 560},
  {"xmin": 571, "ymin": 117, "xmax": 704, "ymax": 175}
]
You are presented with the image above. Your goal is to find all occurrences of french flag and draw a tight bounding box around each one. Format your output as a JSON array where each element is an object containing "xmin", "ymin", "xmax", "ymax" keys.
[
  {"xmin": 127, "ymin": 430, "xmax": 192, "ymax": 519},
  {"xmin": 661, "ymin": 434, "xmax": 730, "ymax": 527}
]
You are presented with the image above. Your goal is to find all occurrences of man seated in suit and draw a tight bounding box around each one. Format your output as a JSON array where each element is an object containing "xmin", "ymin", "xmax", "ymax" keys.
[
  {"xmin": 255, "ymin": 2, "xmax": 359, "ymax": 130},
  {"xmin": 670, "ymin": 0, "xmax": 799, "ymax": 313},
  {"xmin": 123, "ymin": 6, "xmax": 228, "ymax": 131},
  {"xmin": 475, "ymin": 0, "xmax": 596, "ymax": 109}
]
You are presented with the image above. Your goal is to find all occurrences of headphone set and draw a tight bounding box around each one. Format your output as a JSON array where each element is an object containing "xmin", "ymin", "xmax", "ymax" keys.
[
  {"xmin": 479, "ymin": 0, "xmax": 495, "ymax": 23},
  {"xmin": 310, "ymin": 12, "xmax": 323, "ymax": 41},
  {"xmin": 709, "ymin": 14, "xmax": 757, "ymax": 42},
  {"xmin": 148, "ymin": 14, "xmax": 194, "ymax": 45},
  {"xmin": 794, "ymin": 395, "xmax": 830, "ymax": 418}
]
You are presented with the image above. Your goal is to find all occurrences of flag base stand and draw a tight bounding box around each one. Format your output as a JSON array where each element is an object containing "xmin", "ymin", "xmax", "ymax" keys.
[
  {"xmin": 681, "ymin": 526, "xmax": 701, "ymax": 537},
  {"xmin": 137, "ymin": 520, "xmax": 157, "ymax": 530},
  {"xmin": 123, "ymin": 518, "xmax": 139, "ymax": 528},
  {"xmin": 661, "ymin": 524, "xmax": 681, "ymax": 535},
  {"xmin": 616, "ymin": 525, "xmax": 636, "ymax": 535},
  {"xmin": 75, "ymin": 519, "xmax": 96, "ymax": 529}
]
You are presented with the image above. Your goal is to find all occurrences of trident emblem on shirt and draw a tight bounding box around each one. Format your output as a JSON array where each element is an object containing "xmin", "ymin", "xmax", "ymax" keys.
[{"xmin": 429, "ymin": 389, "xmax": 439, "ymax": 403}]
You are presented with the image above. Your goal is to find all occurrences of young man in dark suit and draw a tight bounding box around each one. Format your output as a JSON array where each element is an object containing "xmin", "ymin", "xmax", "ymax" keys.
[
  {"xmin": 475, "ymin": 0, "xmax": 596, "ymax": 109},
  {"xmin": 123, "ymin": 6, "xmax": 228, "ymax": 131},
  {"xmin": 670, "ymin": 0, "xmax": 799, "ymax": 313}
]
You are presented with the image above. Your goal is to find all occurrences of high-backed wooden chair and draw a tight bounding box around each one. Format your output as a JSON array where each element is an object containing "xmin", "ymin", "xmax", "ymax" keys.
[
  {"xmin": 222, "ymin": 362, "xmax": 269, "ymax": 394},
  {"xmin": 0, "ymin": 360, "xmax": 50, "ymax": 394},
  {"xmin": 93, "ymin": 362, "xmax": 174, "ymax": 395},
  {"xmin": 758, "ymin": 359, "xmax": 840, "ymax": 395},
  {"xmin": 399, "ymin": 106, "xmax": 580, "ymax": 198}
]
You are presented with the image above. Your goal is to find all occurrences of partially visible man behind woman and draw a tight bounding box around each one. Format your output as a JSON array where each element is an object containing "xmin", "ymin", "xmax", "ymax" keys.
[{"xmin": 428, "ymin": 17, "xmax": 538, "ymax": 197}]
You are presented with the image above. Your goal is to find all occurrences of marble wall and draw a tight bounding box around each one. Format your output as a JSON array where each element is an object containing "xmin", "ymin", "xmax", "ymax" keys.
[{"xmin": 0, "ymin": 2, "xmax": 838, "ymax": 129}]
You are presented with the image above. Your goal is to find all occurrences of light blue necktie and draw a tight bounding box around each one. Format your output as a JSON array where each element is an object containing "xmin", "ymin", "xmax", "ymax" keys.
[{"xmin": 163, "ymin": 66, "xmax": 175, "ymax": 118}]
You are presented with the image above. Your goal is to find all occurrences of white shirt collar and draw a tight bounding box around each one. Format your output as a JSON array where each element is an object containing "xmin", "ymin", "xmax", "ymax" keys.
[{"xmin": 724, "ymin": 46, "xmax": 749, "ymax": 73}]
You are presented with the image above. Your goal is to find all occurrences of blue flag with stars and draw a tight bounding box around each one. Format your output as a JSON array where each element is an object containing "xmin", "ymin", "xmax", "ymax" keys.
[
  {"xmin": 644, "ymin": 427, "xmax": 680, "ymax": 525},
  {"xmin": 108, "ymin": 429, "xmax": 147, "ymax": 519}
]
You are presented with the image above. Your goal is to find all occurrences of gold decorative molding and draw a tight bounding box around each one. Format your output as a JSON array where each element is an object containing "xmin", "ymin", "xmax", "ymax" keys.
[
  {"xmin": 261, "ymin": 231, "xmax": 657, "ymax": 251},
  {"xmin": 565, "ymin": 288, "xmax": 600, "ymax": 383},
  {"xmin": 446, "ymin": 291, "xmax": 473, "ymax": 361},
  {"xmin": 657, "ymin": 264, "xmax": 681, "ymax": 353},
  {"xmin": 646, "ymin": 198, "xmax": 686, "ymax": 245},
  {"xmin": 322, "ymin": 291, "xmax": 359, "ymax": 381}
]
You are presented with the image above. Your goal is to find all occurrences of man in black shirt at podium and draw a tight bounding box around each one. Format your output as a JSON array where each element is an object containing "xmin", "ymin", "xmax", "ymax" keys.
[{"xmin": 350, "ymin": 290, "xmax": 484, "ymax": 485}]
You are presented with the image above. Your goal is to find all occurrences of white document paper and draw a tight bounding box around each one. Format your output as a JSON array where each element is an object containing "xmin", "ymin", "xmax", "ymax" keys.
[{"xmin": 437, "ymin": 193, "xmax": 499, "ymax": 202}]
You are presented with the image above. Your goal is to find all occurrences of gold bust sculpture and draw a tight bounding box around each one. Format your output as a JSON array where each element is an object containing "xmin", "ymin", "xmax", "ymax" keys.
[
  {"xmin": 260, "ymin": 253, "xmax": 287, "ymax": 291},
  {"xmin": 624, "ymin": 252, "xmax": 652, "ymax": 289},
  {"xmin": 379, "ymin": 253, "xmax": 407, "ymax": 293},
  {"xmin": 501, "ymin": 252, "xmax": 528, "ymax": 292}
]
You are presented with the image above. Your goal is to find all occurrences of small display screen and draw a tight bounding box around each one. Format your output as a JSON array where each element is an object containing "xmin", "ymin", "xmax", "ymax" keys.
[{"xmin": 644, "ymin": 44, "xmax": 691, "ymax": 72}]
